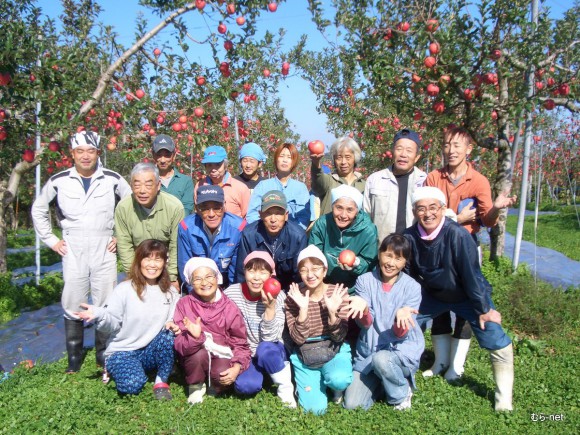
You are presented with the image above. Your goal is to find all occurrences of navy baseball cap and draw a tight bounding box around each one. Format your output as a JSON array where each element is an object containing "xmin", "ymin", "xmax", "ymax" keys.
[
  {"xmin": 196, "ymin": 185, "xmax": 225, "ymax": 204},
  {"xmin": 152, "ymin": 134, "xmax": 175, "ymax": 153},
  {"xmin": 393, "ymin": 129, "xmax": 421, "ymax": 151}
]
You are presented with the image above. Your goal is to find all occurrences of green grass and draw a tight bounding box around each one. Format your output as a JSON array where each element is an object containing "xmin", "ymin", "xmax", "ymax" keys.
[
  {"xmin": 1, "ymin": 257, "xmax": 579, "ymax": 433},
  {"xmin": 506, "ymin": 208, "xmax": 580, "ymax": 261}
]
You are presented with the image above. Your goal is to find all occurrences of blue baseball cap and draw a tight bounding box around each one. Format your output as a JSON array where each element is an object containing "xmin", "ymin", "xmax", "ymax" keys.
[
  {"xmin": 239, "ymin": 142, "xmax": 266, "ymax": 163},
  {"xmin": 393, "ymin": 129, "xmax": 421, "ymax": 151},
  {"xmin": 196, "ymin": 185, "xmax": 225, "ymax": 205},
  {"xmin": 202, "ymin": 145, "xmax": 227, "ymax": 164}
]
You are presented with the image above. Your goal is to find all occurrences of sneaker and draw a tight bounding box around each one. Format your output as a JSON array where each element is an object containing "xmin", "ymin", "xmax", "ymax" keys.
[
  {"xmin": 187, "ymin": 383, "xmax": 206, "ymax": 405},
  {"xmin": 102, "ymin": 370, "xmax": 110, "ymax": 385},
  {"xmin": 153, "ymin": 382, "xmax": 172, "ymax": 401},
  {"xmin": 331, "ymin": 389, "xmax": 343, "ymax": 404},
  {"xmin": 393, "ymin": 387, "xmax": 413, "ymax": 411}
]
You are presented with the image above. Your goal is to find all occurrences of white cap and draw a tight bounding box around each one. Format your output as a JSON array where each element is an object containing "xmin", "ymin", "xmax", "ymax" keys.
[
  {"xmin": 411, "ymin": 186, "xmax": 447, "ymax": 206},
  {"xmin": 297, "ymin": 245, "xmax": 328, "ymax": 268},
  {"xmin": 183, "ymin": 257, "xmax": 223, "ymax": 285},
  {"xmin": 331, "ymin": 184, "xmax": 363, "ymax": 210},
  {"xmin": 71, "ymin": 131, "xmax": 100, "ymax": 149}
]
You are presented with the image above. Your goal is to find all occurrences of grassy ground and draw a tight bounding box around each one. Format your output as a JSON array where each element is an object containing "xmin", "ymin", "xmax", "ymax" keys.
[
  {"xmin": 506, "ymin": 207, "xmax": 580, "ymax": 261},
  {"xmin": 1, "ymin": 257, "xmax": 578, "ymax": 433}
]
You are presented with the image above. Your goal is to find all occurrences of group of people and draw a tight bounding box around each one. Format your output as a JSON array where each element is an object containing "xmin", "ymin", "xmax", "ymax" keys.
[{"xmin": 30, "ymin": 126, "xmax": 516, "ymax": 413}]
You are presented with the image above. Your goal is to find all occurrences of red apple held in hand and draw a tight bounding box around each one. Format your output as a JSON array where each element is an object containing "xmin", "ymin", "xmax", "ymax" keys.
[
  {"xmin": 308, "ymin": 140, "xmax": 325, "ymax": 155},
  {"xmin": 339, "ymin": 250, "xmax": 356, "ymax": 267},
  {"xmin": 263, "ymin": 277, "xmax": 282, "ymax": 298},
  {"xmin": 268, "ymin": 2, "xmax": 277, "ymax": 12}
]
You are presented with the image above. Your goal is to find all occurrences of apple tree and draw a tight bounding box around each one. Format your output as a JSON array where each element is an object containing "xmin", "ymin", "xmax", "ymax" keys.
[{"xmin": 299, "ymin": 0, "xmax": 579, "ymax": 258}]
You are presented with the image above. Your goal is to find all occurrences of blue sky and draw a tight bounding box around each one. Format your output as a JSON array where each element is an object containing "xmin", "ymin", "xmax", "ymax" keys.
[{"xmin": 35, "ymin": 1, "xmax": 570, "ymax": 147}]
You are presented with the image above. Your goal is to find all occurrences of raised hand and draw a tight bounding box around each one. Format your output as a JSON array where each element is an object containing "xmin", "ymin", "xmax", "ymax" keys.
[
  {"xmin": 346, "ymin": 295, "xmax": 368, "ymax": 319},
  {"xmin": 395, "ymin": 306, "xmax": 418, "ymax": 330},
  {"xmin": 288, "ymin": 283, "xmax": 310, "ymax": 311},
  {"xmin": 324, "ymin": 284, "xmax": 348, "ymax": 316},
  {"xmin": 183, "ymin": 316, "xmax": 202, "ymax": 338},
  {"xmin": 494, "ymin": 191, "xmax": 517, "ymax": 209}
]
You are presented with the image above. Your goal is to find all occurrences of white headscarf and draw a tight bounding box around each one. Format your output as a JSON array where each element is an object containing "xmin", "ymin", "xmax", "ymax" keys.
[{"xmin": 183, "ymin": 257, "xmax": 223, "ymax": 285}]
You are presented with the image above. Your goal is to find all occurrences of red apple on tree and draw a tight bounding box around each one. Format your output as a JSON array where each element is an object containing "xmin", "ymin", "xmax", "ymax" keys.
[
  {"xmin": 543, "ymin": 99, "xmax": 555, "ymax": 110},
  {"xmin": 338, "ymin": 250, "xmax": 356, "ymax": 267},
  {"xmin": 308, "ymin": 140, "xmax": 325, "ymax": 155},
  {"xmin": 172, "ymin": 123, "xmax": 182, "ymax": 132},
  {"xmin": 0, "ymin": 127, "xmax": 7, "ymax": 141},
  {"xmin": 224, "ymin": 40, "xmax": 234, "ymax": 50},
  {"xmin": 397, "ymin": 22, "xmax": 410, "ymax": 32},
  {"xmin": 48, "ymin": 141, "xmax": 60, "ymax": 152},
  {"xmin": 153, "ymin": 48, "xmax": 161, "ymax": 57},
  {"xmin": 196, "ymin": 76, "xmax": 206, "ymax": 86},
  {"xmin": 194, "ymin": 107, "xmax": 204, "ymax": 117},
  {"xmin": 226, "ymin": 3, "xmax": 235, "ymax": 14},
  {"xmin": 196, "ymin": 0, "xmax": 206, "ymax": 10},
  {"xmin": 425, "ymin": 19, "xmax": 439, "ymax": 32},
  {"xmin": 263, "ymin": 68, "xmax": 271, "ymax": 77},
  {"xmin": 217, "ymin": 23, "xmax": 227, "ymax": 34},
  {"xmin": 429, "ymin": 42, "xmax": 440, "ymax": 55},
  {"xmin": 0, "ymin": 72, "xmax": 11, "ymax": 86},
  {"xmin": 263, "ymin": 277, "xmax": 282, "ymax": 298},
  {"xmin": 426, "ymin": 83, "xmax": 439, "ymax": 96},
  {"xmin": 424, "ymin": 56, "xmax": 436, "ymax": 68},
  {"xmin": 236, "ymin": 16, "xmax": 246, "ymax": 26},
  {"xmin": 268, "ymin": 2, "xmax": 277, "ymax": 12},
  {"xmin": 23, "ymin": 149, "xmax": 35, "ymax": 163},
  {"xmin": 135, "ymin": 89, "xmax": 145, "ymax": 99}
]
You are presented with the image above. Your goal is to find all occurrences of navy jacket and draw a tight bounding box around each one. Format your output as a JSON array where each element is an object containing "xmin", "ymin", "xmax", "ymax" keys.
[{"xmin": 236, "ymin": 219, "xmax": 308, "ymax": 290}]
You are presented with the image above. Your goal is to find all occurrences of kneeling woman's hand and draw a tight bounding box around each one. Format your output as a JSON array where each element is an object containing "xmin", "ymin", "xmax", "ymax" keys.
[
  {"xmin": 165, "ymin": 320, "xmax": 181, "ymax": 335},
  {"xmin": 219, "ymin": 363, "xmax": 241, "ymax": 386}
]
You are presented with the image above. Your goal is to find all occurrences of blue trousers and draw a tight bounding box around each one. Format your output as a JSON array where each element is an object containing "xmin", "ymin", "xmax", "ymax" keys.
[
  {"xmin": 235, "ymin": 341, "xmax": 287, "ymax": 395},
  {"xmin": 290, "ymin": 342, "xmax": 353, "ymax": 415},
  {"xmin": 106, "ymin": 329, "xmax": 175, "ymax": 395},
  {"xmin": 344, "ymin": 352, "xmax": 412, "ymax": 410},
  {"xmin": 417, "ymin": 291, "xmax": 511, "ymax": 351}
]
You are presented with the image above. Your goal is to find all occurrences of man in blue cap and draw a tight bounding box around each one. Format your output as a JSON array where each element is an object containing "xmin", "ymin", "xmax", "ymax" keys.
[
  {"xmin": 195, "ymin": 145, "xmax": 250, "ymax": 218},
  {"xmin": 234, "ymin": 142, "xmax": 266, "ymax": 193},
  {"xmin": 178, "ymin": 185, "xmax": 245, "ymax": 290}
]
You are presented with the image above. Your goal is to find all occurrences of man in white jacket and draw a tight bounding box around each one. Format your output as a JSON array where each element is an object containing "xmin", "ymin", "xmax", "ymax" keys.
[{"xmin": 31, "ymin": 131, "xmax": 131, "ymax": 373}]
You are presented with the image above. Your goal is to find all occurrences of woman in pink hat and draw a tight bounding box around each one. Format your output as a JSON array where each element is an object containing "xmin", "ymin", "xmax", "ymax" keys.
[{"xmin": 224, "ymin": 251, "xmax": 296, "ymax": 407}]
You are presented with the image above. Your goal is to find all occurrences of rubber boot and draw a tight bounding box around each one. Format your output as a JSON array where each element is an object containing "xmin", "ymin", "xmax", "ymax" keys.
[
  {"xmin": 187, "ymin": 383, "xmax": 206, "ymax": 405},
  {"xmin": 423, "ymin": 333, "xmax": 451, "ymax": 377},
  {"xmin": 270, "ymin": 362, "xmax": 297, "ymax": 408},
  {"xmin": 64, "ymin": 318, "xmax": 84, "ymax": 373},
  {"xmin": 95, "ymin": 330, "xmax": 108, "ymax": 368},
  {"xmin": 490, "ymin": 343, "xmax": 514, "ymax": 411},
  {"xmin": 444, "ymin": 338, "xmax": 471, "ymax": 381}
]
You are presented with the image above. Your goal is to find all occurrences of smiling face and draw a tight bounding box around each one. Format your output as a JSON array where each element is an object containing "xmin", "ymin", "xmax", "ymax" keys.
[
  {"xmin": 334, "ymin": 148, "xmax": 356, "ymax": 177},
  {"xmin": 196, "ymin": 201, "xmax": 224, "ymax": 232},
  {"xmin": 140, "ymin": 254, "xmax": 166, "ymax": 285},
  {"xmin": 71, "ymin": 145, "xmax": 99, "ymax": 177},
  {"xmin": 204, "ymin": 160, "xmax": 227, "ymax": 183},
  {"xmin": 131, "ymin": 170, "xmax": 160, "ymax": 208},
  {"xmin": 443, "ymin": 133, "xmax": 472, "ymax": 170},
  {"xmin": 392, "ymin": 138, "xmax": 420, "ymax": 175},
  {"xmin": 298, "ymin": 259, "xmax": 327, "ymax": 291},
  {"xmin": 413, "ymin": 198, "xmax": 445, "ymax": 234},
  {"xmin": 191, "ymin": 266, "xmax": 219, "ymax": 302},
  {"xmin": 332, "ymin": 198, "xmax": 358, "ymax": 229},
  {"xmin": 153, "ymin": 149, "xmax": 175, "ymax": 174},
  {"xmin": 378, "ymin": 249, "xmax": 406, "ymax": 283},
  {"xmin": 259, "ymin": 206, "xmax": 288, "ymax": 237},
  {"xmin": 244, "ymin": 266, "xmax": 272, "ymax": 295},
  {"xmin": 240, "ymin": 156, "xmax": 262, "ymax": 179}
]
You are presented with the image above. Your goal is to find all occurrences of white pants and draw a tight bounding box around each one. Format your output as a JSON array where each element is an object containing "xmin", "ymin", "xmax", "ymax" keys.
[{"xmin": 61, "ymin": 229, "xmax": 117, "ymax": 319}]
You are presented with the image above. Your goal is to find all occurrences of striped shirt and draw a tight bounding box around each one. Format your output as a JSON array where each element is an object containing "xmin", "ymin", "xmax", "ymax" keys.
[
  {"xmin": 224, "ymin": 283, "xmax": 286, "ymax": 356},
  {"xmin": 285, "ymin": 284, "xmax": 349, "ymax": 346}
]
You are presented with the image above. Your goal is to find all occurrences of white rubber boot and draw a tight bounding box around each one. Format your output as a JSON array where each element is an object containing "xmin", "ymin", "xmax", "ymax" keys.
[
  {"xmin": 423, "ymin": 333, "xmax": 451, "ymax": 377},
  {"xmin": 444, "ymin": 338, "xmax": 471, "ymax": 381},
  {"xmin": 270, "ymin": 362, "xmax": 297, "ymax": 408},
  {"xmin": 490, "ymin": 344, "xmax": 514, "ymax": 411}
]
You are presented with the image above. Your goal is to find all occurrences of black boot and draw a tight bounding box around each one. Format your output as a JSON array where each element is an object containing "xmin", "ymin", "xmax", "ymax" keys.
[
  {"xmin": 95, "ymin": 330, "xmax": 108, "ymax": 369},
  {"xmin": 64, "ymin": 318, "xmax": 84, "ymax": 373}
]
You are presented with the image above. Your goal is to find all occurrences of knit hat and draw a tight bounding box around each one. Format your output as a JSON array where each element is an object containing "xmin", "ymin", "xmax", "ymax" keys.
[
  {"xmin": 71, "ymin": 131, "xmax": 100, "ymax": 149},
  {"xmin": 243, "ymin": 251, "xmax": 276, "ymax": 275},
  {"xmin": 152, "ymin": 134, "xmax": 175, "ymax": 153},
  {"xmin": 393, "ymin": 129, "xmax": 421, "ymax": 151},
  {"xmin": 183, "ymin": 257, "xmax": 223, "ymax": 285},
  {"xmin": 331, "ymin": 185, "xmax": 363, "ymax": 210},
  {"xmin": 261, "ymin": 190, "xmax": 287, "ymax": 211},
  {"xmin": 411, "ymin": 186, "xmax": 447, "ymax": 206},
  {"xmin": 297, "ymin": 245, "xmax": 328, "ymax": 268},
  {"xmin": 202, "ymin": 145, "xmax": 227, "ymax": 163},
  {"xmin": 239, "ymin": 142, "xmax": 266, "ymax": 163},
  {"xmin": 196, "ymin": 185, "xmax": 225, "ymax": 205}
]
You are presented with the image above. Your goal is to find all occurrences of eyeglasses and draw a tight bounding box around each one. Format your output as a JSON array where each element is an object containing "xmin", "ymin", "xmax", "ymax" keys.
[
  {"xmin": 191, "ymin": 274, "xmax": 217, "ymax": 285},
  {"xmin": 197, "ymin": 205, "xmax": 224, "ymax": 215},
  {"xmin": 415, "ymin": 205, "xmax": 443, "ymax": 216},
  {"xmin": 299, "ymin": 266, "xmax": 325, "ymax": 275}
]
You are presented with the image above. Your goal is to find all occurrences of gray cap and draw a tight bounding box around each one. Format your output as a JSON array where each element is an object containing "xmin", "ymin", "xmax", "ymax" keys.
[{"xmin": 152, "ymin": 134, "xmax": 175, "ymax": 153}]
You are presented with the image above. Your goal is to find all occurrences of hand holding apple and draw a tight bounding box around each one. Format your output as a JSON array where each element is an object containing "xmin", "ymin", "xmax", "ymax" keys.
[
  {"xmin": 263, "ymin": 277, "xmax": 281, "ymax": 298},
  {"xmin": 338, "ymin": 249, "xmax": 360, "ymax": 271},
  {"xmin": 308, "ymin": 140, "xmax": 325, "ymax": 155}
]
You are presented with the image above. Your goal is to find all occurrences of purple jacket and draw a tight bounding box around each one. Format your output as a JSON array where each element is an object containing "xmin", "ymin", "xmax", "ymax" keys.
[{"xmin": 173, "ymin": 291, "xmax": 251, "ymax": 372}]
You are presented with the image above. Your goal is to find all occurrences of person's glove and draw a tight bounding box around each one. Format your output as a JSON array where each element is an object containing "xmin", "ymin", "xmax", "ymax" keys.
[{"xmin": 338, "ymin": 256, "xmax": 360, "ymax": 271}]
